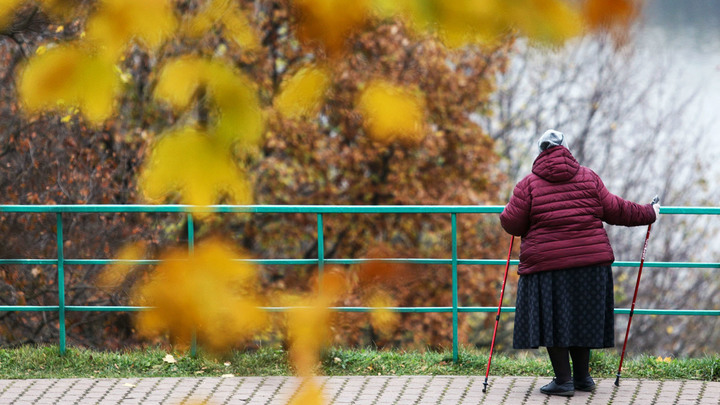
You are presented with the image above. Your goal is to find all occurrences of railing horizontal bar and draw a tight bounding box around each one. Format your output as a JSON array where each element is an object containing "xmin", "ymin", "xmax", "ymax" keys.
[
  {"xmin": 64, "ymin": 259, "xmax": 162, "ymax": 266},
  {"xmin": 1, "ymin": 204, "xmax": 715, "ymax": 214},
  {"xmin": 326, "ymin": 258, "xmax": 453, "ymax": 265},
  {"xmin": 3, "ymin": 257, "xmax": 717, "ymax": 269},
  {"xmin": 0, "ymin": 259, "xmax": 57, "ymax": 265},
  {"xmin": 2, "ymin": 305, "xmax": 717, "ymax": 316},
  {"xmin": 612, "ymin": 261, "xmax": 720, "ymax": 268},
  {"xmin": 614, "ymin": 309, "xmax": 720, "ymax": 316},
  {"xmin": 263, "ymin": 306, "xmax": 457, "ymax": 313},
  {"xmin": 0, "ymin": 306, "xmax": 59, "ymax": 311},
  {"xmin": 660, "ymin": 207, "xmax": 720, "ymax": 215},
  {"xmin": 65, "ymin": 306, "xmax": 153, "ymax": 312},
  {"xmin": 243, "ymin": 259, "xmax": 321, "ymax": 265},
  {"xmin": 0, "ymin": 204, "xmax": 505, "ymax": 214}
]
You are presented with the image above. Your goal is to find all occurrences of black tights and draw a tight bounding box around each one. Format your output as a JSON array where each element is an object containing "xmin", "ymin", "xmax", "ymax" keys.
[{"xmin": 546, "ymin": 347, "xmax": 591, "ymax": 383}]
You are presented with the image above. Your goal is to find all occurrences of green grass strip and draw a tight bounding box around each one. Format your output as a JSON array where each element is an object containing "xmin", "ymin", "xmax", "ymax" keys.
[{"xmin": 0, "ymin": 345, "xmax": 717, "ymax": 381}]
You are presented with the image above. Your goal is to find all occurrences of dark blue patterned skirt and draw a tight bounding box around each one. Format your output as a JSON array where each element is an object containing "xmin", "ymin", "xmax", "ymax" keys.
[{"xmin": 513, "ymin": 265, "xmax": 615, "ymax": 349}]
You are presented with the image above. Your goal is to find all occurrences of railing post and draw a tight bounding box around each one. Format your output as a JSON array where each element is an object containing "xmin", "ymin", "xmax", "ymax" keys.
[
  {"xmin": 188, "ymin": 213, "xmax": 197, "ymax": 357},
  {"xmin": 56, "ymin": 213, "xmax": 66, "ymax": 355},
  {"xmin": 317, "ymin": 213, "xmax": 325, "ymax": 290},
  {"xmin": 451, "ymin": 213, "xmax": 459, "ymax": 363}
]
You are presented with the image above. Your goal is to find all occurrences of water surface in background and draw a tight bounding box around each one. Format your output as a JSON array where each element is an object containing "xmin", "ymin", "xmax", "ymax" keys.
[{"xmin": 636, "ymin": 0, "xmax": 720, "ymax": 151}]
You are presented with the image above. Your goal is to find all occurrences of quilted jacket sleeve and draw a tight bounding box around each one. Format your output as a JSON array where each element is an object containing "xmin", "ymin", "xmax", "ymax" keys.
[
  {"xmin": 595, "ymin": 172, "xmax": 656, "ymax": 226},
  {"xmin": 500, "ymin": 177, "xmax": 532, "ymax": 236}
]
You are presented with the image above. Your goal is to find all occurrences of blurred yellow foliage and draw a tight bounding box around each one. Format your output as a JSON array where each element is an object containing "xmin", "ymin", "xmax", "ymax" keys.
[
  {"xmin": 153, "ymin": 57, "xmax": 206, "ymax": 110},
  {"xmin": 583, "ymin": 0, "xmax": 637, "ymax": 30},
  {"xmin": 39, "ymin": 0, "xmax": 79, "ymax": 19},
  {"xmin": 292, "ymin": 0, "xmax": 371, "ymax": 56},
  {"xmin": 288, "ymin": 379, "xmax": 325, "ymax": 405},
  {"xmin": 367, "ymin": 290, "xmax": 399, "ymax": 336},
  {"xmin": 582, "ymin": 0, "xmax": 637, "ymax": 44},
  {"xmin": 0, "ymin": 0, "xmax": 23, "ymax": 31},
  {"xmin": 221, "ymin": 7, "xmax": 260, "ymax": 50},
  {"xmin": 85, "ymin": 0, "xmax": 177, "ymax": 60},
  {"xmin": 356, "ymin": 80, "xmax": 425, "ymax": 144},
  {"xmin": 139, "ymin": 127, "xmax": 252, "ymax": 207},
  {"xmin": 183, "ymin": 0, "xmax": 260, "ymax": 50},
  {"xmin": 274, "ymin": 65, "xmax": 331, "ymax": 119},
  {"xmin": 97, "ymin": 241, "xmax": 147, "ymax": 290},
  {"xmin": 287, "ymin": 303, "xmax": 332, "ymax": 376},
  {"xmin": 154, "ymin": 56, "xmax": 263, "ymax": 148},
  {"xmin": 131, "ymin": 238, "xmax": 266, "ymax": 353},
  {"xmin": 284, "ymin": 269, "xmax": 347, "ymax": 376},
  {"xmin": 509, "ymin": 0, "xmax": 583, "ymax": 45},
  {"xmin": 374, "ymin": 0, "xmax": 583, "ymax": 47},
  {"xmin": 183, "ymin": 0, "xmax": 231, "ymax": 37},
  {"xmin": 18, "ymin": 44, "xmax": 120, "ymax": 123}
]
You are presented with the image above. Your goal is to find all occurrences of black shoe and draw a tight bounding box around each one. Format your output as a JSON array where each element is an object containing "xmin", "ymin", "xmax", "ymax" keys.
[
  {"xmin": 574, "ymin": 375, "xmax": 596, "ymax": 392},
  {"xmin": 540, "ymin": 379, "xmax": 575, "ymax": 397}
]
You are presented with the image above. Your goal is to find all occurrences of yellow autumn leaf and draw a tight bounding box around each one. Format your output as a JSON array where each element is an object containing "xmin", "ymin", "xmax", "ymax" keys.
[
  {"xmin": 430, "ymin": 0, "xmax": 507, "ymax": 47},
  {"xmin": 162, "ymin": 354, "xmax": 177, "ymax": 363},
  {"xmin": 666, "ymin": 326, "xmax": 674, "ymax": 334},
  {"xmin": 85, "ymin": 0, "xmax": 177, "ymax": 59},
  {"xmin": 283, "ymin": 268, "xmax": 347, "ymax": 376},
  {"xmin": 292, "ymin": 0, "xmax": 372, "ymax": 56},
  {"xmin": 97, "ymin": 241, "xmax": 146, "ymax": 290},
  {"xmin": 583, "ymin": 0, "xmax": 637, "ymax": 30},
  {"xmin": 367, "ymin": 290, "xmax": 400, "ymax": 335},
  {"xmin": 509, "ymin": 0, "xmax": 583, "ymax": 46},
  {"xmin": 287, "ymin": 303, "xmax": 332, "ymax": 376},
  {"xmin": 18, "ymin": 44, "xmax": 120, "ymax": 124},
  {"xmin": 274, "ymin": 65, "xmax": 331, "ymax": 119},
  {"xmin": 132, "ymin": 239, "xmax": 266, "ymax": 353},
  {"xmin": 221, "ymin": 7, "xmax": 260, "ymax": 50},
  {"xmin": 356, "ymin": 80, "xmax": 425, "ymax": 144},
  {"xmin": 180, "ymin": 0, "xmax": 259, "ymax": 50},
  {"xmin": 154, "ymin": 57, "xmax": 263, "ymax": 148},
  {"xmin": 288, "ymin": 379, "xmax": 325, "ymax": 405},
  {"xmin": 181, "ymin": 0, "xmax": 231, "ymax": 38},
  {"xmin": 371, "ymin": 0, "xmax": 506, "ymax": 46},
  {"xmin": 375, "ymin": 0, "xmax": 583, "ymax": 47},
  {"xmin": 153, "ymin": 57, "xmax": 207, "ymax": 110},
  {"xmin": 138, "ymin": 127, "xmax": 253, "ymax": 207},
  {"xmin": 205, "ymin": 60, "xmax": 264, "ymax": 148}
]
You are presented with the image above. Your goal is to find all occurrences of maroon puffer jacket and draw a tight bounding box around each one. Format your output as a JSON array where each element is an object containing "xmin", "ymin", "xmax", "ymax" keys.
[{"xmin": 500, "ymin": 146, "xmax": 656, "ymax": 275}]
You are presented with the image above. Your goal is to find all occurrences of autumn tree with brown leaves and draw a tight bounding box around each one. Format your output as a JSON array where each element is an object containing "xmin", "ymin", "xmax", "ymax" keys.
[{"xmin": 1, "ymin": 0, "xmax": 641, "ymax": 355}]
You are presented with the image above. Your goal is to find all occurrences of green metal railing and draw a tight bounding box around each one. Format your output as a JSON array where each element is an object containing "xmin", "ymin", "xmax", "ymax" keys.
[{"xmin": 1, "ymin": 205, "xmax": 719, "ymax": 360}]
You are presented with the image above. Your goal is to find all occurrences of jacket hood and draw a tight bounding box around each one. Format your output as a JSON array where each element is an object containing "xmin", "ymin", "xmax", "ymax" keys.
[{"xmin": 532, "ymin": 146, "xmax": 579, "ymax": 182}]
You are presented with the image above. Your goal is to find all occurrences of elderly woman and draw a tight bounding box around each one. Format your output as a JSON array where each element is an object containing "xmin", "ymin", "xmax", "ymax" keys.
[{"xmin": 499, "ymin": 130, "xmax": 659, "ymax": 397}]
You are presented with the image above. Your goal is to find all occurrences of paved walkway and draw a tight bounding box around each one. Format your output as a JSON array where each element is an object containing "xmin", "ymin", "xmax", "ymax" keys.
[{"xmin": 1, "ymin": 376, "xmax": 719, "ymax": 404}]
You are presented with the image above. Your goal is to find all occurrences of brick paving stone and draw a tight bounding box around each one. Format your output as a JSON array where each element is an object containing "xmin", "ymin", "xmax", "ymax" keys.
[{"xmin": 2, "ymin": 375, "xmax": 720, "ymax": 404}]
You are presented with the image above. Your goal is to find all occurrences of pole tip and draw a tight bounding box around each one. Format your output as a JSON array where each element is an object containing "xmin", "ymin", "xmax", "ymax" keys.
[
  {"xmin": 614, "ymin": 374, "xmax": 621, "ymax": 387},
  {"xmin": 482, "ymin": 381, "xmax": 488, "ymax": 393}
]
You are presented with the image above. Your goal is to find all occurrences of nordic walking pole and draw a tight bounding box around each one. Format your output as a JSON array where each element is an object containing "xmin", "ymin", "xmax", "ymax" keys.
[
  {"xmin": 483, "ymin": 235, "xmax": 515, "ymax": 394},
  {"xmin": 615, "ymin": 196, "xmax": 659, "ymax": 387}
]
